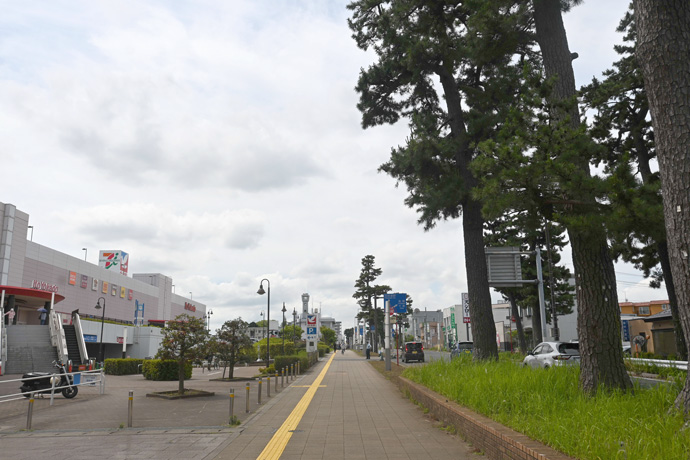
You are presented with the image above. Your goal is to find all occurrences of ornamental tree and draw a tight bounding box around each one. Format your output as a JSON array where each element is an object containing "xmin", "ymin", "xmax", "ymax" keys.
[
  {"xmin": 215, "ymin": 318, "xmax": 253, "ymax": 379},
  {"xmin": 156, "ymin": 313, "xmax": 209, "ymax": 394}
]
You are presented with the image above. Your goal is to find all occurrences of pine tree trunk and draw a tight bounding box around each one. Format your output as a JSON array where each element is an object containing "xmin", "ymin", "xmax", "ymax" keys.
[
  {"xmin": 508, "ymin": 292, "xmax": 528, "ymax": 354},
  {"xmin": 571, "ymin": 230, "xmax": 632, "ymax": 390},
  {"xmin": 463, "ymin": 199, "xmax": 500, "ymax": 360},
  {"xmin": 533, "ymin": 0, "xmax": 631, "ymax": 392},
  {"xmin": 657, "ymin": 241, "xmax": 688, "ymax": 360},
  {"xmin": 634, "ymin": 0, "xmax": 690, "ymax": 413},
  {"xmin": 437, "ymin": 65, "xmax": 498, "ymax": 361}
]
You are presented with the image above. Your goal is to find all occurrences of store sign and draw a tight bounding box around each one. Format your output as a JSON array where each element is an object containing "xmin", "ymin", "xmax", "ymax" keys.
[
  {"xmin": 31, "ymin": 280, "xmax": 59, "ymax": 293},
  {"xmin": 68, "ymin": 272, "xmax": 77, "ymax": 285},
  {"xmin": 462, "ymin": 292, "xmax": 471, "ymax": 324},
  {"xmin": 184, "ymin": 302, "xmax": 196, "ymax": 312},
  {"xmin": 99, "ymin": 250, "xmax": 129, "ymax": 276},
  {"xmin": 83, "ymin": 334, "xmax": 97, "ymax": 342},
  {"xmin": 117, "ymin": 337, "xmax": 124, "ymax": 344}
]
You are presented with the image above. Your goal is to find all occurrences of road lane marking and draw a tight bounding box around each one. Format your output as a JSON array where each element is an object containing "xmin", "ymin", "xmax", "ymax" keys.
[{"xmin": 256, "ymin": 353, "xmax": 336, "ymax": 460}]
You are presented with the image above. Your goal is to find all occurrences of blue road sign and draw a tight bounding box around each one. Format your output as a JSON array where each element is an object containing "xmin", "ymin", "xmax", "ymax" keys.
[{"xmin": 384, "ymin": 293, "xmax": 407, "ymax": 314}]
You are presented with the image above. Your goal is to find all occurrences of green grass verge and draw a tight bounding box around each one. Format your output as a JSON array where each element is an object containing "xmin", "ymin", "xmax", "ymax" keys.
[{"xmin": 403, "ymin": 355, "xmax": 690, "ymax": 459}]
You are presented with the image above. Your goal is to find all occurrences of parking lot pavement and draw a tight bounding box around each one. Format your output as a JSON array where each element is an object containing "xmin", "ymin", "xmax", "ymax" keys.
[
  {"xmin": 0, "ymin": 365, "xmax": 271, "ymax": 432},
  {"xmin": 0, "ymin": 365, "xmax": 286, "ymax": 459},
  {"xmin": 0, "ymin": 354, "xmax": 477, "ymax": 459}
]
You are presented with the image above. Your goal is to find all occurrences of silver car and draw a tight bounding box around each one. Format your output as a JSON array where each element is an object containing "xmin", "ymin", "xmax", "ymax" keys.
[{"xmin": 523, "ymin": 341, "xmax": 580, "ymax": 369}]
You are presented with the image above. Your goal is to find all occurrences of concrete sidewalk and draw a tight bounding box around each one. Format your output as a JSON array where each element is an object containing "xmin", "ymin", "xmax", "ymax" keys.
[{"xmin": 0, "ymin": 352, "xmax": 475, "ymax": 459}]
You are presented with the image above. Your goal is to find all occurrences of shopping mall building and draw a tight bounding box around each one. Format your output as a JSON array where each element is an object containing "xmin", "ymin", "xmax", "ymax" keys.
[{"xmin": 0, "ymin": 202, "xmax": 206, "ymax": 374}]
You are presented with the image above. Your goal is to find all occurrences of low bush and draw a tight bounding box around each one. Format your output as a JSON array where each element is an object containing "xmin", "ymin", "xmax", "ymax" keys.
[
  {"xmin": 104, "ymin": 358, "xmax": 144, "ymax": 375},
  {"xmin": 259, "ymin": 364, "xmax": 276, "ymax": 375},
  {"xmin": 142, "ymin": 360, "xmax": 192, "ymax": 381},
  {"xmin": 403, "ymin": 355, "xmax": 690, "ymax": 459},
  {"xmin": 317, "ymin": 343, "xmax": 329, "ymax": 357},
  {"xmin": 274, "ymin": 355, "xmax": 300, "ymax": 372}
]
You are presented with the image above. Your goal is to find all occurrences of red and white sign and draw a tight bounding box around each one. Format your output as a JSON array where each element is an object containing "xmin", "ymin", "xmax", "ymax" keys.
[
  {"xmin": 31, "ymin": 280, "xmax": 59, "ymax": 293},
  {"xmin": 117, "ymin": 337, "xmax": 124, "ymax": 344},
  {"xmin": 184, "ymin": 302, "xmax": 196, "ymax": 312},
  {"xmin": 307, "ymin": 314, "xmax": 317, "ymax": 326}
]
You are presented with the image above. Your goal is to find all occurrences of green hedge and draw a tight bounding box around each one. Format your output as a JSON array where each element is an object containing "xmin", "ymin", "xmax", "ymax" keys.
[
  {"xmin": 104, "ymin": 358, "xmax": 144, "ymax": 375},
  {"xmin": 142, "ymin": 360, "xmax": 192, "ymax": 381}
]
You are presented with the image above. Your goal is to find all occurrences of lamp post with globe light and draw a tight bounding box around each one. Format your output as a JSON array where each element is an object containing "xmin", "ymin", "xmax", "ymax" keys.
[
  {"xmin": 292, "ymin": 307, "xmax": 297, "ymax": 347},
  {"xmin": 94, "ymin": 297, "xmax": 106, "ymax": 364},
  {"xmin": 257, "ymin": 279, "xmax": 270, "ymax": 363},
  {"xmin": 281, "ymin": 303, "xmax": 287, "ymax": 354}
]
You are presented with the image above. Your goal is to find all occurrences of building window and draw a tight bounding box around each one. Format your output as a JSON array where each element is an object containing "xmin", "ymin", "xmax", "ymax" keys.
[
  {"xmin": 638, "ymin": 306, "xmax": 650, "ymax": 315},
  {"xmin": 661, "ymin": 303, "xmax": 670, "ymax": 311}
]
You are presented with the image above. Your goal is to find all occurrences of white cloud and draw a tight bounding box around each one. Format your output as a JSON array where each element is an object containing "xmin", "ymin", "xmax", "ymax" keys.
[{"xmin": 2, "ymin": 0, "xmax": 658, "ymax": 334}]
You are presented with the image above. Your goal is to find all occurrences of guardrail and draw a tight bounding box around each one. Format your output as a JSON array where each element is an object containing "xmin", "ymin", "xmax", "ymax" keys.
[
  {"xmin": 626, "ymin": 357, "xmax": 688, "ymax": 371},
  {"xmin": 0, "ymin": 368, "xmax": 105, "ymax": 406}
]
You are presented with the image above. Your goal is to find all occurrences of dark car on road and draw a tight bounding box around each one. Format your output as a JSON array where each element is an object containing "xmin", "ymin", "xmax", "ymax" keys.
[{"xmin": 402, "ymin": 341, "xmax": 424, "ymax": 363}]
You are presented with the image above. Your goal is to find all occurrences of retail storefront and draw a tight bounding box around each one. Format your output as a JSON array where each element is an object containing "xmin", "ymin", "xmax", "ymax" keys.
[{"xmin": 1, "ymin": 202, "xmax": 206, "ymax": 360}]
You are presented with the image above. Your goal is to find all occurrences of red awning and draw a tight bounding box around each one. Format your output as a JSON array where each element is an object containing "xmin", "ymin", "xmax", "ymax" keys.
[{"xmin": 0, "ymin": 286, "xmax": 65, "ymax": 307}]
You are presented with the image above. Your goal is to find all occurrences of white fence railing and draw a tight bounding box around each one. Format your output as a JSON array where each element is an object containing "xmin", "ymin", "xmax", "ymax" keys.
[
  {"xmin": 0, "ymin": 368, "xmax": 105, "ymax": 406},
  {"xmin": 627, "ymin": 357, "xmax": 688, "ymax": 371}
]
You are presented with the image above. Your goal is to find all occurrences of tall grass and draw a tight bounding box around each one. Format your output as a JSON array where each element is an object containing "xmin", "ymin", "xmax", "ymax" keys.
[{"xmin": 403, "ymin": 355, "xmax": 690, "ymax": 459}]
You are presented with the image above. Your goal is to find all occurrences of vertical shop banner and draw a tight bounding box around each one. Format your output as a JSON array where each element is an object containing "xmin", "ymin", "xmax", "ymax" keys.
[
  {"xmin": 68, "ymin": 271, "xmax": 77, "ymax": 285},
  {"xmin": 81, "ymin": 275, "xmax": 88, "ymax": 289},
  {"xmin": 462, "ymin": 292, "xmax": 471, "ymax": 324},
  {"xmin": 102, "ymin": 281, "xmax": 108, "ymax": 294}
]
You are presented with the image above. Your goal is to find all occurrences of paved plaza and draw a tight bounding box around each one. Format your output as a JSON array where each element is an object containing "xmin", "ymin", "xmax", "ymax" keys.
[{"xmin": 0, "ymin": 352, "xmax": 475, "ymax": 459}]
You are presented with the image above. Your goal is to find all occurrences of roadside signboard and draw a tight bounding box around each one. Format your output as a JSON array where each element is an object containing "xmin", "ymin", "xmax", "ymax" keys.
[
  {"xmin": 462, "ymin": 293, "xmax": 471, "ymax": 324},
  {"xmin": 384, "ymin": 293, "xmax": 407, "ymax": 314}
]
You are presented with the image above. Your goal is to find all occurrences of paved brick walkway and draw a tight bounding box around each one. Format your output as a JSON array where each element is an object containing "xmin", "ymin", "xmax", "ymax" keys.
[{"xmin": 0, "ymin": 352, "xmax": 474, "ymax": 459}]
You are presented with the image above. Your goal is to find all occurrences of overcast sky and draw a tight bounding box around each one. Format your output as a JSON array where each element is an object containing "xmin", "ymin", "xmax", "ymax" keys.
[{"xmin": 2, "ymin": 0, "xmax": 658, "ymax": 332}]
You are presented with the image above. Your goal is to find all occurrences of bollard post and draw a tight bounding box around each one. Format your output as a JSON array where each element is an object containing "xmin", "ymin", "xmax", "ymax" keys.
[
  {"xmin": 281, "ymin": 368, "xmax": 285, "ymax": 387},
  {"xmin": 258, "ymin": 378, "xmax": 262, "ymax": 405},
  {"xmin": 229, "ymin": 388, "xmax": 235, "ymax": 422},
  {"xmin": 128, "ymin": 390, "xmax": 133, "ymax": 428},
  {"xmin": 26, "ymin": 393, "xmax": 35, "ymax": 430},
  {"xmin": 291, "ymin": 364, "xmax": 294, "ymax": 381},
  {"xmin": 246, "ymin": 383, "xmax": 250, "ymax": 413},
  {"xmin": 297, "ymin": 361, "xmax": 300, "ymax": 375},
  {"xmin": 267, "ymin": 376, "xmax": 271, "ymax": 398},
  {"xmin": 275, "ymin": 372, "xmax": 278, "ymax": 392}
]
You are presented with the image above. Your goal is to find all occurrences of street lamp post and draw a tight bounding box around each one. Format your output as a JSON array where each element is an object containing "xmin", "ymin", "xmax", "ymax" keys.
[
  {"xmin": 281, "ymin": 303, "xmax": 287, "ymax": 354},
  {"xmin": 82, "ymin": 248, "xmax": 87, "ymax": 261},
  {"xmin": 257, "ymin": 279, "xmax": 270, "ymax": 363},
  {"xmin": 206, "ymin": 308, "xmax": 213, "ymax": 332},
  {"xmin": 94, "ymin": 297, "xmax": 106, "ymax": 364},
  {"xmin": 292, "ymin": 308, "xmax": 297, "ymax": 347}
]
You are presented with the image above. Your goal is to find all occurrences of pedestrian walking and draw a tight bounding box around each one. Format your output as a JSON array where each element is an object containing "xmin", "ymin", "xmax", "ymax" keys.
[
  {"xmin": 366, "ymin": 342, "xmax": 371, "ymax": 359},
  {"xmin": 39, "ymin": 308, "xmax": 48, "ymax": 325},
  {"xmin": 4, "ymin": 307, "xmax": 15, "ymax": 326}
]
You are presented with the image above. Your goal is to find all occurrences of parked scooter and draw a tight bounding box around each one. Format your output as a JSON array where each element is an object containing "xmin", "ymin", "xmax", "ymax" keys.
[{"xmin": 20, "ymin": 360, "xmax": 78, "ymax": 399}]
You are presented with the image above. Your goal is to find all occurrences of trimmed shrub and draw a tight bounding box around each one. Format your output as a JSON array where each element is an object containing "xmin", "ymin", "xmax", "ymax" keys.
[
  {"xmin": 275, "ymin": 355, "xmax": 301, "ymax": 372},
  {"xmin": 142, "ymin": 359, "xmax": 192, "ymax": 381},
  {"xmin": 104, "ymin": 358, "xmax": 144, "ymax": 375}
]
